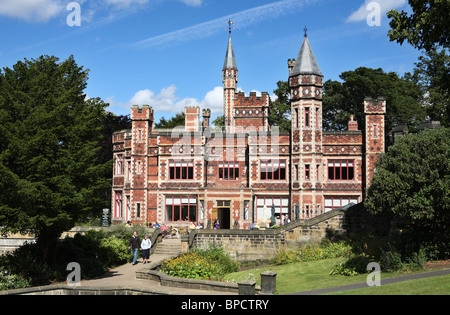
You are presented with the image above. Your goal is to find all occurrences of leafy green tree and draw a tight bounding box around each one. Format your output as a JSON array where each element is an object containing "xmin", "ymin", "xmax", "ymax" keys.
[
  {"xmin": 0, "ymin": 56, "xmax": 110, "ymax": 261},
  {"xmin": 365, "ymin": 128, "xmax": 450, "ymax": 256},
  {"xmin": 409, "ymin": 48, "xmax": 450, "ymax": 127},
  {"xmin": 154, "ymin": 112, "xmax": 185, "ymax": 129},
  {"xmin": 269, "ymin": 80, "xmax": 291, "ymax": 132},
  {"xmin": 322, "ymin": 67, "xmax": 426, "ymax": 134},
  {"xmin": 387, "ymin": 0, "xmax": 450, "ymax": 52},
  {"xmin": 212, "ymin": 115, "xmax": 224, "ymax": 127}
]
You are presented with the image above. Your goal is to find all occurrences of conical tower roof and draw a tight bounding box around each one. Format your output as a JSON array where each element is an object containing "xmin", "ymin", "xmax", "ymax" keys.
[
  {"xmin": 223, "ymin": 33, "xmax": 237, "ymax": 69},
  {"xmin": 291, "ymin": 34, "xmax": 322, "ymax": 76}
]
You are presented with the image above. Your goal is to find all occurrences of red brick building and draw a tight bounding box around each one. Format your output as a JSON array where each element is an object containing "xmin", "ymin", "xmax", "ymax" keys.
[{"xmin": 111, "ymin": 31, "xmax": 386, "ymax": 229}]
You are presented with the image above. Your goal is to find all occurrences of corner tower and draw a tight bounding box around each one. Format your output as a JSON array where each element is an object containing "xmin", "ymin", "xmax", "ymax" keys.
[
  {"xmin": 223, "ymin": 20, "xmax": 238, "ymax": 131},
  {"xmin": 289, "ymin": 30, "xmax": 324, "ymax": 218}
]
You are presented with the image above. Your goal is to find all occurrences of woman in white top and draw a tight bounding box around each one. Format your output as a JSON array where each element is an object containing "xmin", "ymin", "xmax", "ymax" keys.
[{"xmin": 140, "ymin": 235, "xmax": 152, "ymax": 264}]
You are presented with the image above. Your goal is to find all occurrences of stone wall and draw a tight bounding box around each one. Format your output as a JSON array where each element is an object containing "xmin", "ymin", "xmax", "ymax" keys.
[{"xmin": 187, "ymin": 204, "xmax": 389, "ymax": 263}]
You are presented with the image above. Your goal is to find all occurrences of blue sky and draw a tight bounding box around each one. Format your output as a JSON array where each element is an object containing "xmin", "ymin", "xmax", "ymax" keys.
[{"xmin": 0, "ymin": 0, "xmax": 420, "ymax": 123}]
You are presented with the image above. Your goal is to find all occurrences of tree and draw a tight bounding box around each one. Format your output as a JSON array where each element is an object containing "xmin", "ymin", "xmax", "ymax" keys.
[
  {"xmin": 269, "ymin": 80, "xmax": 291, "ymax": 132},
  {"xmin": 409, "ymin": 48, "xmax": 450, "ymax": 127},
  {"xmin": 365, "ymin": 128, "xmax": 450, "ymax": 256},
  {"xmin": 0, "ymin": 56, "xmax": 110, "ymax": 261},
  {"xmin": 322, "ymin": 67, "xmax": 426, "ymax": 134},
  {"xmin": 387, "ymin": 0, "xmax": 450, "ymax": 52},
  {"xmin": 154, "ymin": 112, "xmax": 185, "ymax": 129}
]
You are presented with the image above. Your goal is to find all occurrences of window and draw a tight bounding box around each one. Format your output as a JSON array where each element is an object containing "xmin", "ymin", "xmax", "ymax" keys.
[
  {"xmin": 219, "ymin": 162, "xmax": 239, "ymax": 180},
  {"xmin": 136, "ymin": 203, "xmax": 141, "ymax": 218},
  {"xmin": 256, "ymin": 197, "xmax": 289, "ymax": 222},
  {"xmin": 305, "ymin": 107, "xmax": 310, "ymax": 127},
  {"xmin": 126, "ymin": 196, "xmax": 131, "ymax": 221},
  {"xmin": 127, "ymin": 161, "xmax": 132, "ymax": 181},
  {"xmin": 169, "ymin": 160, "xmax": 194, "ymax": 180},
  {"xmin": 316, "ymin": 108, "xmax": 319, "ymax": 129},
  {"xmin": 116, "ymin": 155, "xmax": 123, "ymax": 175},
  {"xmin": 165, "ymin": 196, "xmax": 197, "ymax": 222},
  {"xmin": 373, "ymin": 125, "xmax": 378, "ymax": 138},
  {"xmin": 115, "ymin": 192, "xmax": 122, "ymax": 218},
  {"xmin": 324, "ymin": 197, "xmax": 359, "ymax": 212},
  {"xmin": 328, "ymin": 160, "xmax": 355, "ymax": 181},
  {"xmin": 295, "ymin": 165, "xmax": 299, "ymax": 181},
  {"xmin": 305, "ymin": 164, "xmax": 310, "ymax": 180},
  {"xmin": 295, "ymin": 108, "xmax": 299, "ymax": 129},
  {"xmin": 260, "ymin": 160, "xmax": 286, "ymax": 181}
]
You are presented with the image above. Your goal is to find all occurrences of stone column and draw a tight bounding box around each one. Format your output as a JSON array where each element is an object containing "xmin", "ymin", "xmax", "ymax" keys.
[{"xmin": 260, "ymin": 271, "xmax": 277, "ymax": 295}]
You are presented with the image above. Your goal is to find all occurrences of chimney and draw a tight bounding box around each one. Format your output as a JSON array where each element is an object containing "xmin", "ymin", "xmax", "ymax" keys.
[
  {"xmin": 202, "ymin": 109, "xmax": 211, "ymax": 129},
  {"xmin": 288, "ymin": 59, "xmax": 296, "ymax": 75},
  {"xmin": 185, "ymin": 106, "xmax": 200, "ymax": 132},
  {"xmin": 348, "ymin": 115, "xmax": 358, "ymax": 131}
]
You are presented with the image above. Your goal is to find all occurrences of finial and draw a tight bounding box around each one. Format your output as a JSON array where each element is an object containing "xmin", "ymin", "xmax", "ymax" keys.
[
  {"xmin": 227, "ymin": 19, "xmax": 235, "ymax": 34},
  {"xmin": 304, "ymin": 25, "xmax": 308, "ymax": 37}
]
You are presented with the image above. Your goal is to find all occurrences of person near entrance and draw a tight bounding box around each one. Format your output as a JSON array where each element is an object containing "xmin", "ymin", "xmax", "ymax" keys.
[
  {"xmin": 141, "ymin": 235, "xmax": 152, "ymax": 264},
  {"xmin": 128, "ymin": 231, "xmax": 141, "ymax": 265}
]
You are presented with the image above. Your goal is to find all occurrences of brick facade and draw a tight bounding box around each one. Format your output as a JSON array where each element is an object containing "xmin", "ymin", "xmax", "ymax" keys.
[{"xmin": 112, "ymin": 33, "xmax": 386, "ymax": 229}]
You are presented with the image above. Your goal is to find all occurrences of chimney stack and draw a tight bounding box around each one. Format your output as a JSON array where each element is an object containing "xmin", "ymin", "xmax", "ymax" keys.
[{"xmin": 348, "ymin": 115, "xmax": 359, "ymax": 131}]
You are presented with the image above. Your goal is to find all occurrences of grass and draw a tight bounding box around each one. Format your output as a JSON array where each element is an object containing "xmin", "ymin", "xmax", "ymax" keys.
[
  {"xmin": 329, "ymin": 274, "xmax": 450, "ymax": 295},
  {"xmin": 224, "ymin": 258, "xmax": 449, "ymax": 295}
]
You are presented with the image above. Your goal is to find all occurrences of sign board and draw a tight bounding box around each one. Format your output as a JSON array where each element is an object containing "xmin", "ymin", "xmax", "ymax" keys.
[{"xmin": 102, "ymin": 208, "xmax": 110, "ymax": 227}]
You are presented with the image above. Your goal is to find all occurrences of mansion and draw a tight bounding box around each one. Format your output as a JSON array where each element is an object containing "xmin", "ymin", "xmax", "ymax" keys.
[{"xmin": 112, "ymin": 30, "xmax": 386, "ymax": 229}]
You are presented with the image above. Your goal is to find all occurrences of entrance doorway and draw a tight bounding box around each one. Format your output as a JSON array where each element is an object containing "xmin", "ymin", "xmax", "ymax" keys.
[{"xmin": 219, "ymin": 208, "xmax": 231, "ymax": 229}]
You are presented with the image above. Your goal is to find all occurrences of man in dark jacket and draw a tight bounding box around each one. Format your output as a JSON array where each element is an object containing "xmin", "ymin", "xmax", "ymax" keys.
[{"xmin": 128, "ymin": 231, "xmax": 141, "ymax": 265}]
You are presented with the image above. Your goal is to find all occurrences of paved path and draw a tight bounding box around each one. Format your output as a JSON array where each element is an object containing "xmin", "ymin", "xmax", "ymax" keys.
[
  {"xmin": 80, "ymin": 239, "xmax": 230, "ymax": 295},
  {"xmin": 288, "ymin": 268, "xmax": 450, "ymax": 295}
]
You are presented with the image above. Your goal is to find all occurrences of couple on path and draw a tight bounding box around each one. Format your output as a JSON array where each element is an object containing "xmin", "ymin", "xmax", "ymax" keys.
[{"xmin": 128, "ymin": 231, "xmax": 152, "ymax": 265}]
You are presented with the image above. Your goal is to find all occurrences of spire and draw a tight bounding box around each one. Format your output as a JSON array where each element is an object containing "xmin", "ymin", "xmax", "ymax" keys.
[
  {"xmin": 223, "ymin": 20, "xmax": 237, "ymax": 70},
  {"xmin": 291, "ymin": 32, "xmax": 322, "ymax": 76}
]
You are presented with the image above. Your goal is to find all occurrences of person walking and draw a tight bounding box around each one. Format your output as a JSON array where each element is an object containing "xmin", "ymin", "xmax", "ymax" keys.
[
  {"xmin": 141, "ymin": 235, "xmax": 152, "ymax": 264},
  {"xmin": 128, "ymin": 231, "xmax": 141, "ymax": 265}
]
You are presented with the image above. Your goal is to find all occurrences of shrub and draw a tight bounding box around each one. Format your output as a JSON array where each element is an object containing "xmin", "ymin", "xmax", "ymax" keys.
[
  {"xmin": 380, "ymin": 249, "xmax": 403, "ymax": 272},
  {"xmin": 270, "ymin": 240, "xmax": 353, "ymax": 265},
  {"xmin": 330, "ymin": 254, "xmax": 372, "ymax": 276},
  {"xmin": 0, "ymin": 267, "xmax": 30, "ymax": 291},
  {"xmin": 161, "ymin": 243, "xmax": 239, "ymax": 281}
]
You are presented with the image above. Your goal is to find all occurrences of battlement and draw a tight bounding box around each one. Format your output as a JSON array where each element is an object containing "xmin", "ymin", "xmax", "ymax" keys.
[
  {"xmin": 364, "ymin": 97, "xmax": 386, "ymax": 114},
  {"xmin": 235, "ymin": 91, "xmax": 270, "ymax": 106},
  {"xmin": 131, "ymin": 105, "xmax": 154, "ymax": 121}
]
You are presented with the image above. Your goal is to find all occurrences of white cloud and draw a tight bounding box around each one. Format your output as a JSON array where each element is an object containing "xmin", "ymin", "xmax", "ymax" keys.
[
  {"xmin": 127, "ymin": 85, "xmax": 223, "ymax": 115},
  {"xmin": 347, "ymin": 0, "xmax": 407, "ymax": 23},
  {"xmin": 103, "ymin": 0, "xmax": 149, "ymax": 9},
  {"xmin": 0, "ymin": 0, "xmax": 65, "ymax": 22},
  {"xmin": 177, "ymin": 0, "xmax": 203, "ymax": 7},
  {"xmin": 134, "ymin": 0, "xmax": 315, "ymax": 49}
]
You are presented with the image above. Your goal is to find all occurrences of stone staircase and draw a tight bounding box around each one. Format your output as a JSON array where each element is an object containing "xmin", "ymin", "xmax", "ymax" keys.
[{"xmin": 153, "ymin": 238, "xmax": 183, "ymax": 257}]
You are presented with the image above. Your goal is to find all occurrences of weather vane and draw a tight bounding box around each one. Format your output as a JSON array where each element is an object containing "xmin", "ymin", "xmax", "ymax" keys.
[
  {"xmin": 304, "ymin": 26, "xmax": 308, "ymax": 37},
  {"xmin": 227, "ymin": 19, "xmax": 235, "ymax": 34}
]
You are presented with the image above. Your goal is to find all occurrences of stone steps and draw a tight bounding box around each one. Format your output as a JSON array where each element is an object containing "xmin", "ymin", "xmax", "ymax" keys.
[{"xmin": 153, "ymin": 239, "xmax": 183, "ymax": 256}]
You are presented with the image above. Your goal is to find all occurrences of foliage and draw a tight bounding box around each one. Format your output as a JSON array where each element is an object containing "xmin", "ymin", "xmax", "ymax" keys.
[
  {"xmin": 387, "ymin": 0, "xmax": 450, "ymax": 52},
  {"xmin": 329, "ymin": 254, "xmax": 372, "ymax": 276},
  {"xmin": 0, "ymin": 267, "xmax": 31, "ymax": 291},
  {"xmin": 161, "ymin": 242, "xmax": 238, "ymax": 281},
  {"xmin": 0, "ymin": 55, "xmax": 110, "ymax": 261},
  {"xmin": 365, "ymin": 128, "xmax": 450, "ymax": 257},
  {"xmin": 322, "ymin": 67, "xmax": 425, "ymax": 133},
  {"xmin": 269, "ymin": 80, "xmax": 291, "ymax": 132},
  {"xmin": 409, "ymin": 47, "xmax": 450, "ymax": 127},
  {"xmin": 0, "ymin": 229, "xmax": 131, "ymax": 288},
  {"xmin": 154, "ymin": 112, "xmax": 185, "ymax": 129},
  {"xmin": 270, "ymin": 240, "xmax": 353, "ymax": 265}
]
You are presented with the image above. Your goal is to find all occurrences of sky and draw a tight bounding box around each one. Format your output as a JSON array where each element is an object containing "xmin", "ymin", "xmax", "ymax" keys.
[{"xmin": 0, "ymin": 0, "xmax": 421, "ymax": 123}]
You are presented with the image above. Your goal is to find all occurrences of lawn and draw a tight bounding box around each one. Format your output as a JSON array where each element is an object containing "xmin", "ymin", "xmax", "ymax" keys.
[
  {"xmin": 329, "ymin": 274, "xmax": 450, "ymax": 295},
  {"xmin": 224, "ymin": 258, "xmax": 371, "ymax": 294},
  {"xmin": 224, "ymin": 258, "xmax": 448, "ymax": 295}
]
